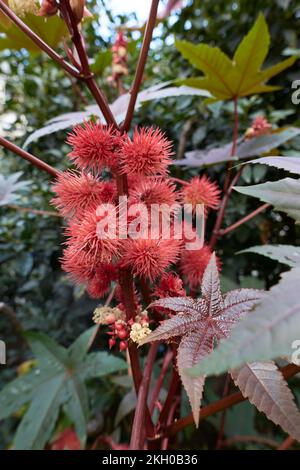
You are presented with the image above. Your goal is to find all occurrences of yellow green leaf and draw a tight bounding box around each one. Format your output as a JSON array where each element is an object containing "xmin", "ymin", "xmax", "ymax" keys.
[
  {"xmin": 175, "ymin": 40, "xmax": 234, "ymax": 99},
  {"xmin": 233, "ymin": 12, "xmax": 270, "ymax": 94},
  {"xmin": 176, "ymin": 13, "xmax": 298, "ymax": 101},
  {"xmin": 259, "ymin": 55, "xmax": 299, "ymax": 82}
]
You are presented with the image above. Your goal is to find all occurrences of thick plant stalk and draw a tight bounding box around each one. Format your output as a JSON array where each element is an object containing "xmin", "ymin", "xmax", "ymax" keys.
[
  {"xmin": 0, "ymin": 136, "xmax": 60, "ymax": 178},
  {"xmin": 59, "ymin": 0, "xmax": 118, "ymax": 126},
  {"xmin": 2, "ymin": 0, "xmax": 164, "ymax": 448},
  {"xmin": 130, "ymin": 343, "xmax": 159, "ymax": 450}
]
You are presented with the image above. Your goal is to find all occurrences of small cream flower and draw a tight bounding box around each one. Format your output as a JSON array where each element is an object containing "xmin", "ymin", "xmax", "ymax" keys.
[
  {"xmin": 92, "ymin": 306, "xmax": 124, "ymax": 325},
  {"xmin": 9, "ymin": 0, "xmax": 38, "ymax": 17},
  {"xmin": 130, "ymin": 322, "xmax": 151, "ymax": 344}
]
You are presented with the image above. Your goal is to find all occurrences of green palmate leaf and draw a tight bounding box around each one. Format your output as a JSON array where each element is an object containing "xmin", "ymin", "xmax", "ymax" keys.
[
  {"xmin": 234, "ymin": 178, "xmax": 300, "ymax": 222},
  {"xmin": 77, "ymin": 352, "xmax": 128, "ymax": 381},
  {"xmin": 190, "ymin": 267, "xmax": 300, "ymax": 377},
  {"xmin": 0, "ymin": 367, "xmax": 54, "ymax": 421},
  {"xmin": 0, "ymin": 330, "xmax": 126, "ymax": 450},
  {"xmin": 249, "ymin": 156, "xmax": 300, "ymax": 175},
  {"xmin": 175, "ymin": 42, "xmax": 234, "ymax": 99},
  {"xmin": 68, "ymin": 326, "xmax": 96, "ymax": 362},
  {"xmin": 239, "ymin": 245, "xmax": 300, "ymax": 267},
  {"xmin": 114, "ymin": 390, "xmax": 137, "ymax": 427},
  {"xmin": 62, "ymin": 377, "xmax": 89, "ymax": 445},
  {"xmin": 0, "ymin": 14, "xmax": 67, "ymax": 52},
  {"xmin": 14, "ymin": 376, "xmax": 65, "ymax": 450},
  {"xmin": 233, "ymin": 12, "xmax": 270, "ymax": 86},
  {"xmin": 176, "ymin": 13, "xmax": 298, "ymax": 100}
]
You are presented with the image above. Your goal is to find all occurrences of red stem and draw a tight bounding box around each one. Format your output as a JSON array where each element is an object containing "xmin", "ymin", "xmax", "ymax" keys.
[
  {"xmin": 215, "ymin": 373, "xmax": 231, "ymax": 449},
  {"xmin": 150, "ymin": 349, "xmax": 173, "ymax": 414},
  {"xmin": 130, "ymin": 343, "xmax": 159, "ymax": 450},
  {"xmin": 220, "ymin": 203, "xmax": 270, "ymax": 236},
  {"xmin": 209, "ymin": 97, "xmax": 240, "ymax": 249},
  {"xmin": 158, "ymin": 369, "xmax": 180, "ymax": 426},
  {"xmin": 277, "ymin": 436, "xmax": 295, "ymax": 450},
  {"xmin": 59, "ymin": 0, "xmax": 117, "ymax": 127},
  {"xmin": 161, "ymin": 397, "xmax": 180, "ymax": 450},
  {"xmin": 209, "ymin": 166, "xmax": 243, "ymax": 250},
  {"xmin": 7, "ymin": 204, "xmax": 61, "ymax": 217},
  {"xmin": 0, "ymin": 136, "xmax": 60, "ymax": 178},
  {"xmin": 121, "ymin": 0, "xmax": 159, "ymax": 132},
  {"xmin": 159, "ymin": 363, "xmax": 300, "ymax": 439},
  {"xmin": 231, "ymin": 97, "xmax": 239, "ymax": 156}
]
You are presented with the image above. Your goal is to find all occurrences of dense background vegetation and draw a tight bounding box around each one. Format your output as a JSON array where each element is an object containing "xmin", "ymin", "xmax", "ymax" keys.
[{"xmin": 1, "ymin": 0, "xmax": 300, "ymax": 449}]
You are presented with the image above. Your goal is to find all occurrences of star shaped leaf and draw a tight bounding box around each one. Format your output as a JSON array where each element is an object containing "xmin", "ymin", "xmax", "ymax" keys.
[
  {"xmin": 176, "ymin": 13, "xmax": 298, "ymax": 101},
  {"xmin": 140, "ymin": 253, "xmax": 263, "ymax": 425}
]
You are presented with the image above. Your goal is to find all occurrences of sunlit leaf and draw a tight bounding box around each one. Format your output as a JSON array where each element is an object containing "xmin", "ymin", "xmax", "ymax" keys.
[{"xmin": 176, "ymin": 13, "xmax": 298, "ymax": 100}]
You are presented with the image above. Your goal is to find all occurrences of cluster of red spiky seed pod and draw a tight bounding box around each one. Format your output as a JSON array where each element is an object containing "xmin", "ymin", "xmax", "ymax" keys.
[{"xmin": 52, "ymin": 120, "xmax": 221, "ymax": 350}]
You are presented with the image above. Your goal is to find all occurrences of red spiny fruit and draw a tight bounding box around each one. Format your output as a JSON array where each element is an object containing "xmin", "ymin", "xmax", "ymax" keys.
[
  {"xmin": 181, "ymin": 175, "xmax": 221, "ymax": 214},
  {"xmin": 129, "ymin": 178, "xmax": 178, "ymax": 209},
  {"xmin": 153, "ymin": 272, "xmax": 186, "ymax": 299},
  {"xmin": 86, "ymin": 263, "xmax": 117, "ymax": 299},
  {"xmin": 245, "ymin": 115, "xmax": 272, "ymax": 139},
  {"xmin": 65, "ymin": 210, "xmax": 121, "ymax": 267},
  {"xmin": 67, "ymin": 121, "xmax": 120, "ymax": 171},
  {"xmin": 121, "ymin": 238, "xmax": 181, "ymax": 282},
  {"xmin": 180, "ymin": 245, "xmax": 221, "ymax": 289},
  {"xmin": 119, "ymin": 127, "xmax": 173, "ymax": 177},
  {"xmin": 61, "ymin": 245, "xmax": 95, "ymax": 283},
  {"xmin": 51, "ymin": 171, "xmax": 116, "ymax": 218}
]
